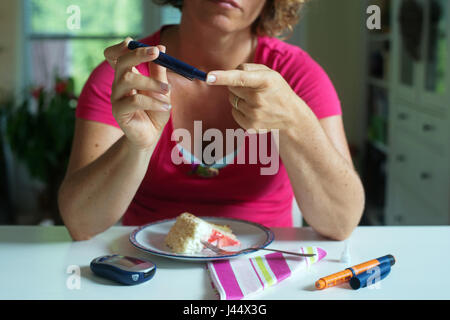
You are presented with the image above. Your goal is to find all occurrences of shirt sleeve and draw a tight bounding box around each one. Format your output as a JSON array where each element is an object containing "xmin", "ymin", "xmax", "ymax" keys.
[
  {"xmin": 277, "ymin": 49, "xmax": 342, "ymax": 120},
  {"xmin": 75, "ymin": 60, "xmax": 121, "ymax": 129}
]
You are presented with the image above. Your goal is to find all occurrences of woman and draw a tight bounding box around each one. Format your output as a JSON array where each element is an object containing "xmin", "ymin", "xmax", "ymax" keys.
[{"xmin": 58, "ymin": 0, "xmax": 365, "ymax": 241}]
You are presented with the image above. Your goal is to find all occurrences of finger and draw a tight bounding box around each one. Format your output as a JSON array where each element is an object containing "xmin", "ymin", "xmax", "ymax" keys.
[
  {"xmin": 206, "ymin": 69, "xmax": 268, "ymax": 89},
  {"xmin": 148, "ymin": 45, "xmax": 169, "ymax": 84},
  {"xmin": 231, "ymin": 106, "xmax": 250, "ymax": 130},
  {"xmin": 227, "ymin": 93, "xmax": 254, "ymax": 116},
  {"xmin": 104, "ymin": 37, "xmax": 133, "ymax": 68},
  {"xmin": 128, "ymin": 67, "xmax": 141, "ymax": 96},
  {"xmin": 147, "ymin": 46, "xmax": 171, "ymax": 131},
  {"xmin": 112, "ymin": 71, "xmax": 171, "ymax": 101},
  {"xmin": 237, "ymin": 63, "xmax": 270, "ymax": 72},
  {"xmin": 113, "ymin": 85, "xmax": 171, "ymax": 107},
  {"xmin": 115, "ymin": 46, "xmax": 161, "ymax": 80},
  {"xmin": 113, "ymin": 93, "xmax": 171, "ymax": 116},
  {"xmin": 227, "ymin": 85, "xmax": 255, "ymax": 102}
]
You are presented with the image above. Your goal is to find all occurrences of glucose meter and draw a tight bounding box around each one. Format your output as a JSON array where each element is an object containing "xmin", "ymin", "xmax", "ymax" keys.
[{"xmin": 90, "ymin": 255, "xmax": 156, "ymax": 285}]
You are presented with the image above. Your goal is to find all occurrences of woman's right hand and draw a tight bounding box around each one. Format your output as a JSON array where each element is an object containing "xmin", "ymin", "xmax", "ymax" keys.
[{"xmin": 104, "ymin": 38, "xmax": 172, "ymax": 151}]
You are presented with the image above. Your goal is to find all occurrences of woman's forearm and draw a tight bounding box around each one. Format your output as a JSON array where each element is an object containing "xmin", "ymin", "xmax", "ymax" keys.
[
  {"xmin": 58, "ymin": 135, "xmax": 154, "ymax": 241},
  {"xmin": 278, "ymin": 105, "xmax": 365, "ymax": 241}
]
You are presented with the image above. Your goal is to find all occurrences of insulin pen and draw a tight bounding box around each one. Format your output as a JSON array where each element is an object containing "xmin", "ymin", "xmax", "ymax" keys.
[
  {"xmin": 127, "ymin": 40, "xmax": 207, "ymax": 81},
  {"xmin": 315, "ymin": 254, "xmax": 396, "ymax": 290}
]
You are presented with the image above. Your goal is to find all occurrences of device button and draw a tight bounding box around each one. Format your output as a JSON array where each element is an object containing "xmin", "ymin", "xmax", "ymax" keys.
[{"xmin": 131, "ymin": 274, "xmax": 140, "ymax": 282}]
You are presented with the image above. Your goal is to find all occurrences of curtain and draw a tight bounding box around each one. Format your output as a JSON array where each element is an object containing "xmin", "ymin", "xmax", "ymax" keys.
[{"xmin": 31, "ymin": 39, "xmax": 71, "ymax": 90}]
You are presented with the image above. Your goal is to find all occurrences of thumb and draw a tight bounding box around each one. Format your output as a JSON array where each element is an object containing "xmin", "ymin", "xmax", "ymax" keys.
[
  {"xmin": 148, "ymin": 45, "xmax": 169, "ymax": 86},
  {"xmin": 147, "ymin": 45, "xmax": 171, "ymax": 132}
]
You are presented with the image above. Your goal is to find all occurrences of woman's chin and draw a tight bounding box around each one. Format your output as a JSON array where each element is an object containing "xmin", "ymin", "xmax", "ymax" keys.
[{"xmin": 203, "ymin": 16, "xmax": 243, "ymax": 34}]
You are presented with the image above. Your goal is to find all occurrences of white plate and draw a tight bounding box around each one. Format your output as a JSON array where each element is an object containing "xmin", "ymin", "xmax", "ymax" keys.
[{"xmin": 129, "ymin": 217, "xmax": 274, "ymax": 261}]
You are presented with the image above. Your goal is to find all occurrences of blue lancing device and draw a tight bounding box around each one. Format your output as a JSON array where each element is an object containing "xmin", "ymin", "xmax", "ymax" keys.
[
  {"xmin": 128, "ymin": 40, "xmax": 207, "ymax": 81},
  {"xmin": 90, "ymin": 254, "xmax": 156, "ymax": 285}
]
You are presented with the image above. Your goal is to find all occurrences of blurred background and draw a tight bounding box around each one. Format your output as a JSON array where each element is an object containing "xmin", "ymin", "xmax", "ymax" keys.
[{"xmin": 0, "ymin": 0, "xmax": 448, "ymax": 227}]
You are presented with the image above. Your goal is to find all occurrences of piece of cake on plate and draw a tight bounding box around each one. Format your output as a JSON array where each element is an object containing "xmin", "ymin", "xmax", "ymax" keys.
[{"xmin": 165, "ymin": 212, "xmax": 241, "ymax": 254}]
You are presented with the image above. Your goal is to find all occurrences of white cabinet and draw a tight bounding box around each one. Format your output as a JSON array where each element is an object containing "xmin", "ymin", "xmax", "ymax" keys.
[
  {"xmin": 386, "ymin": 181, "xmax": 448, "ymax": 225},
  {"xmin": 385, "ymin": 0, "xmax": 450, "ymax": 225}
]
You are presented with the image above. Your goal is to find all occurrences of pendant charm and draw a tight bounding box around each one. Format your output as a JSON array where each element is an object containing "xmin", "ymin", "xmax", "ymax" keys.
[{"xmin": 189, "ymin": 164, "xmax": 219, "ymax": 178}]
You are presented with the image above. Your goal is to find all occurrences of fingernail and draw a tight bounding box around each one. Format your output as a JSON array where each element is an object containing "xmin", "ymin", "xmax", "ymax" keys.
[
  {"xmin": 161, "ymin": 104, "xmax": 172, "ymax": 111},
  {"xmin": 160, "ymin": 82, "xmax": 170, "ymax": 93},
  {"xmin": 124, "ymin": 37, "xmax": 133, "ymax": 47},
  {"xmin": 207, "ymin": 74, "xmax": 217, "ymax": 83},
  {"xmin": 146, "ymin": 47, "xmax": 157, "ymax": 55}
]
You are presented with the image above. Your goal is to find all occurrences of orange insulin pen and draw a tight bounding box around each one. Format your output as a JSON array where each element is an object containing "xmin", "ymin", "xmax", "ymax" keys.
[{"xmin": 315, "ymin": 254, "xmax": 396, "ymax": 290}]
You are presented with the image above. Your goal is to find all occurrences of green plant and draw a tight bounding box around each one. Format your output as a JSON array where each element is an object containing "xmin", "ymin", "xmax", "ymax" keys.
[{"xmin": 1, "ymin": 77, "xmax": 77, "ymax": 224}]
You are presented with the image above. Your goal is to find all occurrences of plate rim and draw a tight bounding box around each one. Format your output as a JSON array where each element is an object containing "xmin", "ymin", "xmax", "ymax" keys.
[{"xmin": 129, "ymin": 216, "xmax": 275, "ymax": 261}]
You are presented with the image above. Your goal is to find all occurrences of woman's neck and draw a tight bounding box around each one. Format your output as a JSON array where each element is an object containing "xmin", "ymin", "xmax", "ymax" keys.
[{"xmin": 162, "ymin": 17, "xmax": 257, "ymax": 72}]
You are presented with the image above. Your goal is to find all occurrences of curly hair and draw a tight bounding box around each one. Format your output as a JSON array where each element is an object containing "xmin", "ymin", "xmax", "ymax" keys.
[{"xmin": 152, "ymin": 0, "xmax": 307, "ymax": 38}]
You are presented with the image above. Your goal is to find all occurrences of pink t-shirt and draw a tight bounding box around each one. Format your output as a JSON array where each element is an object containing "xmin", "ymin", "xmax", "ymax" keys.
[{"xmin": 76, "ymin": 27, "xmax": 341, "ymax": 227}]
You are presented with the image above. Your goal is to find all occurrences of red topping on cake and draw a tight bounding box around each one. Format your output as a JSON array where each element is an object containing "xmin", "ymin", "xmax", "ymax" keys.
[{"xmin": 207, "ymin": 229, "xmax": 240, "ymax": 247}]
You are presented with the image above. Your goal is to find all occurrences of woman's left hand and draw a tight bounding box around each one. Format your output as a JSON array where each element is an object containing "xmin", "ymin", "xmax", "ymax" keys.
[{"xmin": 206, "ymin": 63, "xmax": 304, "ymax": 131}]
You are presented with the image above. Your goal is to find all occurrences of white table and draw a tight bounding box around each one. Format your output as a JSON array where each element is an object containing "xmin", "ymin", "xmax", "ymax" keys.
[{"xmin": 0, "ymin": 225, "xmax": 449, "ymax": 300}]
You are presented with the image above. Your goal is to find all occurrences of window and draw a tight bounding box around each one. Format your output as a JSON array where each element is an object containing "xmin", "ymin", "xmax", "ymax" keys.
[
  {"xmin": 27, "ymin": 0, "xmax": 144, "ymax": 95},
  {"xmin": 26, "ymin": 0, "xmax": 181, "ymax": 95}
]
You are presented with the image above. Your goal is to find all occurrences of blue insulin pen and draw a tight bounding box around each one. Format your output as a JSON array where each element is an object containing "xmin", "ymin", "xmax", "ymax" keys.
[
  {"xmin": 349, "ymin": 261, "xmax": 392, "ymax": 290},
  {"xmin": 127, "ymin": 40, "xmax": 207, "ymax": 81}
]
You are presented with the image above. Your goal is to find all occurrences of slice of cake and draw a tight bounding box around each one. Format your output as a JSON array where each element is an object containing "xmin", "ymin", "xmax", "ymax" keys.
[{"xmin": 165, "ymin": 213, "xmax": 240, "ymax": 254}]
